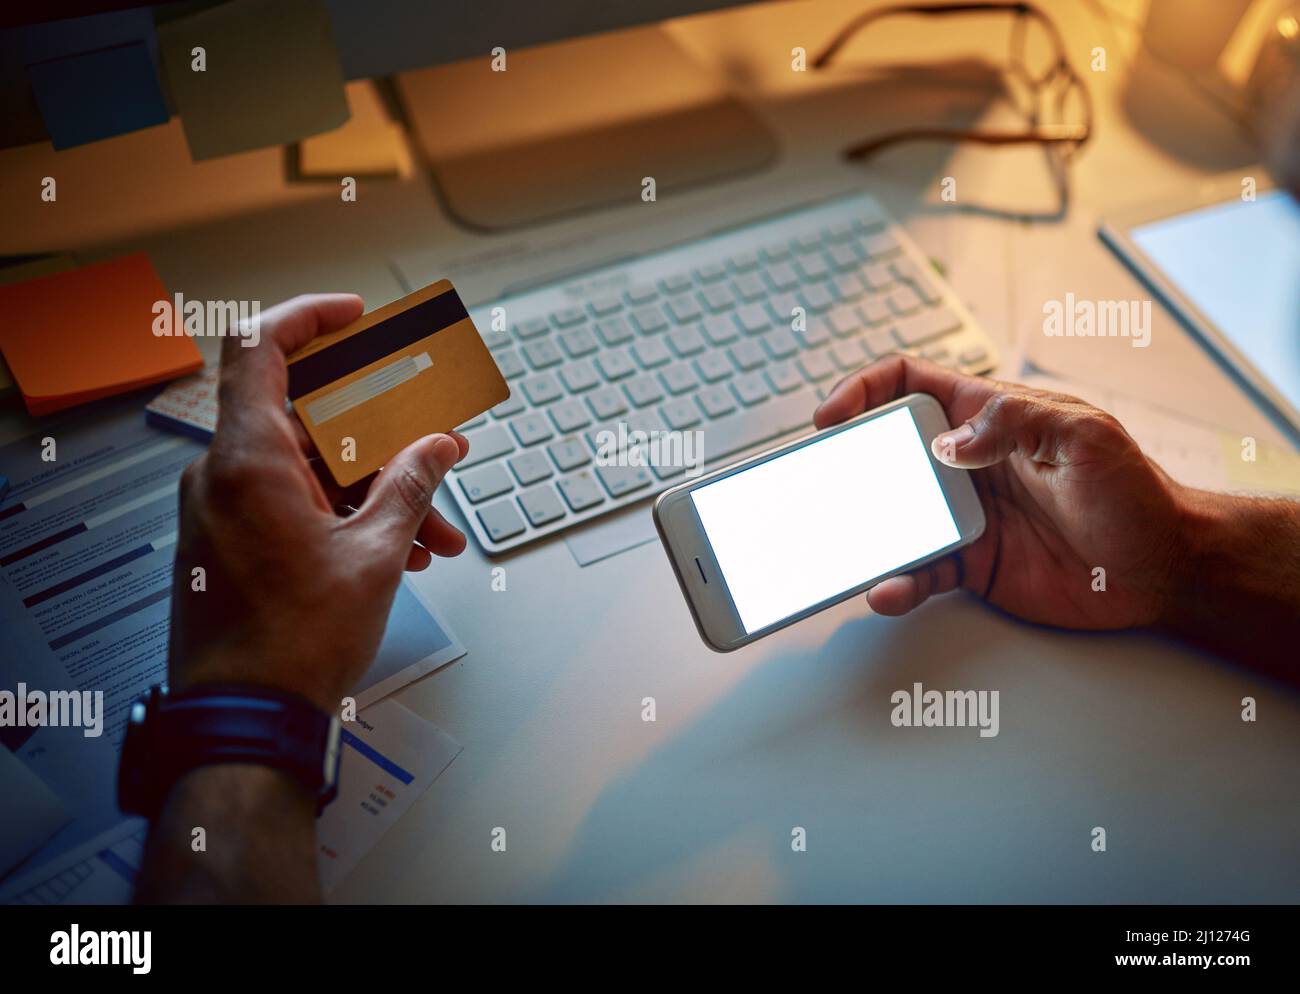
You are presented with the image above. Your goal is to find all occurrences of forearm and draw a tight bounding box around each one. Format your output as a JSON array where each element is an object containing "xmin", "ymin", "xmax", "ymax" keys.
[
  {"xmin": 1163, "ymin": 486, "xmax": 1300, "ymax": 682},
  {"xmin": 134, "ymin": 764, "xmax": 320, "ymax": 904}
]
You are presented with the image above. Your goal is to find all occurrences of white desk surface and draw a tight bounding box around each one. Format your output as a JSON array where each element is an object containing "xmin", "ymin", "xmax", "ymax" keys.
[{"xmin": 3, "ymin": 0, "xmax": 1297, "ymax": 901}]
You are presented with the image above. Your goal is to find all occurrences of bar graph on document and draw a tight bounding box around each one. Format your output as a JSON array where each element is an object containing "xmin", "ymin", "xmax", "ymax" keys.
[{"xmin": 0, "ymin": 406, "xmax": 205, "ymax": 864}]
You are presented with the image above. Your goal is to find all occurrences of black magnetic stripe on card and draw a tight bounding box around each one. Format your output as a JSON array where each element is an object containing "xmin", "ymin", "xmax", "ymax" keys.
[{"xmin": 286, "ymin": 288, "xmax": 470, "ymax": 400}]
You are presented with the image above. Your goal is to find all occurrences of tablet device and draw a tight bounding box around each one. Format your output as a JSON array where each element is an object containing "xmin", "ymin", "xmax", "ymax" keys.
[{"xmin": 1100, "ymin": 178, "xmax": 1300, "ymax": 436}]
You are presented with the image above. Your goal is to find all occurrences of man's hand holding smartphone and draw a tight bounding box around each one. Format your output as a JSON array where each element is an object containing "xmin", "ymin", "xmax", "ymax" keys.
[{"xmin": 814, "ymin": 354, "xmax": 1186, "ymax": 630}]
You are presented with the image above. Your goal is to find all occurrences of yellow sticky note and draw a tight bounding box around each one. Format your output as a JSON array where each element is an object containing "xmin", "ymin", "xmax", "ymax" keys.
[{"xmin": 158, "ymin": 0, "xmax": 349, "ymax": 161}]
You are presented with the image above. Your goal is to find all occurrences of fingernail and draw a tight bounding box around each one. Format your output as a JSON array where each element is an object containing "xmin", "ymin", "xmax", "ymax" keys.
[
  {"xmin": 430, "ymin": 435, "xmax": 458, "ymax": 468},
  {"xmin": 933, "ymin": 423, "xmax": 974, "ymax": 458}
]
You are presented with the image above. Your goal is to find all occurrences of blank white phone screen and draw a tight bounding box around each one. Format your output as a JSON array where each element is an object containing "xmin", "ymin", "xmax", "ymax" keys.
[{"xmin": 691, "ymin": 407, "xmax": 960, "ymax": 634}]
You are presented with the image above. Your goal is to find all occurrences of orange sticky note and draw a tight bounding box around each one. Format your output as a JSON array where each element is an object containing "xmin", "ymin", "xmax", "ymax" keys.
[{"xmin": 0, "ymin": 254, "xmax": 202, "ymax": 416}]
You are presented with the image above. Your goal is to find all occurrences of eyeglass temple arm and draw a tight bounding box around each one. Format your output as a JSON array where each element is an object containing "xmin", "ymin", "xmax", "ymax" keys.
[{"xmin": 844, "ymin": 123, "xmax": 1088, "ymax": 160}]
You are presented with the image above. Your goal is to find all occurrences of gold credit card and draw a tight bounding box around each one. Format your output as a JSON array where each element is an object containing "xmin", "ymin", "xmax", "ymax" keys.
[{"xmin": 287, "ymin": 280, "xmax": 508, "ymax": 486}]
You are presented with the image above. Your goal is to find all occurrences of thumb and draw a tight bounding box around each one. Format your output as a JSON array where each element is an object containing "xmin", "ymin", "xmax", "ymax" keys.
[
  {"xmin": 931, "ymin": 392, "xmax": 1072, "ymax": 469},
  {"xmin": 351, "ymin": 434, "xmax": 460, "ymax": 550}
]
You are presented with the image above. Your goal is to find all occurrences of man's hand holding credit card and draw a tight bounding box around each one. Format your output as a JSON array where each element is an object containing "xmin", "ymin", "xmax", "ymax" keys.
[{"xmin": 287, "ymin": 279, "xmax": 508, "ymax": 487}]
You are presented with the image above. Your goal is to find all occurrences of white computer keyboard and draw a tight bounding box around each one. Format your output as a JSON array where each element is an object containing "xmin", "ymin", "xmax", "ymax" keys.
[{"xmin": 449, "ymin": 192, "xmax": 998, "ymax": 554}]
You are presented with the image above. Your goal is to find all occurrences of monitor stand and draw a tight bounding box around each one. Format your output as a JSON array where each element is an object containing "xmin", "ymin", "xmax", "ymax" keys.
[{"xmin": 393, "ymin": 23, "xmax": 779, "ymax": 231}]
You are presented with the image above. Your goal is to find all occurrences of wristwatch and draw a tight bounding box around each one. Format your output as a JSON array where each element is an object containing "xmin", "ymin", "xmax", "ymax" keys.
[{"xmin": 118, "ymin": 683, "xmax": 342, "ymax": 819}]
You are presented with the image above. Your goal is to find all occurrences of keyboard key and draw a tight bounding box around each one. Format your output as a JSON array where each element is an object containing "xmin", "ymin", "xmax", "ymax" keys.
[
  {"xmin": 492, "ymin": 393, "xmax": 525, "ymax": 419},
  {"xmin": 660, "ymin": 272, "xmax": 694, "ymax": 295},
  {"xmin": 667, "ymin": 294, "xmax": 703, "ymax": 323},
  {"xmin": 799, "ymin": 282, "xmax": 835, "ymax": 313},
  {"xmin": 731, "ymin": 372, "xmax": 770, "ymax": 406},
  {"xmin": 557, "ymin": 471, "xmax": 606, "ymax": 511},
  {"xmin": 795, "ymin": 230, "xmax": 824, "ymax": 253},
  {"xmin": 514, "ymin": 316, "xmax": 550, "ymax": 339},
  {"xmin": 522, "ymin": 339, "xmax": 563, "ymax": 369},
  {"xmin": 521, "ymin": 373, "xmax": 564, "ymax": 406},
  {"xmin": 587, "ymin": 387, "xmax": 628, "ymax": 420},
  {"xmin": 630, "ymin": 305, "xmax": 669, "ymax": 335},
  {"xmin": 796, "ymin": 254, "xmax": 831, "ymax": 282},
  {"xmin": 481, "ymin": 328, "xmax": 511, "ymax": 350},
  {"xmin": 699, "ymin": 284, "xmax": 736, "ymax": 313},
  {"xmin": 797, "ymin": 349, "xmax": 836, "ymax": 381},
  {"xmin": 732, "ymin": 273, "xmax": 767, "ymax": 301},
  {"xmin": 596, "ymin": 348, "xmax": 636, "ymax": 380},
  {"xmin": 759, "ymin": 328, "xmax": 799, "ymax": 360},
  {"xmin": 862, "ymin": 262, "xmax": 894, "ymax": 291},
  {"xmin": 863, "ymin": 325, "xmax": 896, "ymax": 357},
  {"xmin": 702, "ymin": 315, "xmax": 739, "ymax": 346},
  {"xmin": 550, "ymin": 305, "xmax": 586, "ymax": 328},
  {"xmin": 667, "ymin": 324, "xmax": 707, "ymax": 357},
  {"xmin": 510, "ymin": 413, "xmax": 554, "ymax": 447},
  {"xmin": 694, "ymin": 261, "xmax": 728, "ymax": 283},
  {"xmin": 767, "ymin": 292, "xmax": 801, "ymax": 326},
  {"xmin": 863, "ymin": 231, "xmax": 901, "ymax": 257},
  {"xmin": 624, "ymin": 284, "xmax": 659, "ymax": 305},
  {"xmin": 960, "ymin": 345, "xmax": 990, "ymax": 367},
  {"xmin": 459, "ymin": 425, "xmax": 515, "ymax": 468},
  {"xmin": 595, "ymin": 464, "xmax": 654, "ymax": 497},
  {"xmin": 893, "ymin": 306, "xmax": 961, "ymax": 346},
  {"xmin": 560, "ymin": 359, "xmax": 600, "ymax": 393},
  {"xmin": 887, "ymin": 285, "xmax": 923, "ymax": 316},
  {"xmin": 495, "ymin": 349, "xmax": 525, "ymax": 379},
  {"xmin": 589, "ymin": 293, "xmax": 624, "ymax": 316},
  {"xmin": 765, "ymin": 361, "xmax": 803, "ymax": 394},
  {"xmin": 624, "ymin": 408, "xmax": 667, "ymax": 441},
  {"xmin": 736, "ymin": 302, "xmax": 772, "ymax": 335},
  {"xmin": 831, "ymin": 339, "xmax": 868, "ymax": 371},
  {"xmin": 833, "ymin": 273, "xmax": 865, "ymax": 301},
  {"xmin": 828, "ymin": 307, "xmax": 862, "ymax": 337},
  {"xmin": 659, "ymin": 363, "xmax": 700, "ymax": 395},
  {"xmin": 826, "ymin": 220, "xmax": 856, "ymax": 242},
  {"xmin": 549, "ymin": 399, "xmax": 592, "ymax": 434},
  {"xmin": 796, "ymin": 318, "xmax": 831, "ymax": 349},
  {"xmin": 727, "ymin": 250, "xmax": 759, "ymax": 272},
  {"xmin": 517, "ymin": 485, "xmax": 566, "ymax": 527},
  {"xmin": 632, "ymin": 338, "xmax": 671, "ymax": 369},
  {"xmin": 859, "ymin": 297, "xmax": 890, "ymax": 325},
  {"xmin": 595, "ymin": 315, "xmax": 635, "ymax": 346},
  {"xmin": 761, "ymin": 241, "xmax": 792, "ymax": 262},
  {"xmin": 827, "ymin": 243, "xmax": 861, "ymax": 271},
  {"xmin": 764, "ymin": 261, "xmax": 799, "ymax": 291},
  {"xmin": 548, "ymin": 438, "xmax": 590, "ymax": 471},
  {"xmin": 459, "ymin": 463, "xmax": 514, "ymax": 503},
  {"xmin": 478, "ymin": 499, "xmax": 527, "ymax": 542},
  {"xmin": 661, "ymin": 397, "xmax": 702, "ymax": 430},
  {"xmin": 728, "ymin": 339, "xmax": 767, "ymax": 371},
  {"xmin": 624, "ymin": 375, "xmax": 664, "ymax": 408},
  {"xmin": 696, "ymin": 384, "xmax": 736, "ymax": 419},
  {"xmin": 694, "ymin": 352, "xmax": 733, "ymax": 382},
  {"xmin": 559, "ymin": 326, "xmax": 599, "ymax": 357},
  {"xmin": 508, "ymin": 450, "xmax": 553, "ymax": 487}
]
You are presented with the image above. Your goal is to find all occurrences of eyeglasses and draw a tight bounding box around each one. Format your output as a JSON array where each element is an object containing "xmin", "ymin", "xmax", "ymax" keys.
[{"xmin": 813, "ymin": 1, "xmax": 1094, "ymax": 213}]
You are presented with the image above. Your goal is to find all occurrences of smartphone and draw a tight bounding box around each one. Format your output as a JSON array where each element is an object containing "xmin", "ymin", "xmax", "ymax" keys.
[{"xmin": 653, "ymin": 393, "xmax": 985, "ymax": 651}]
